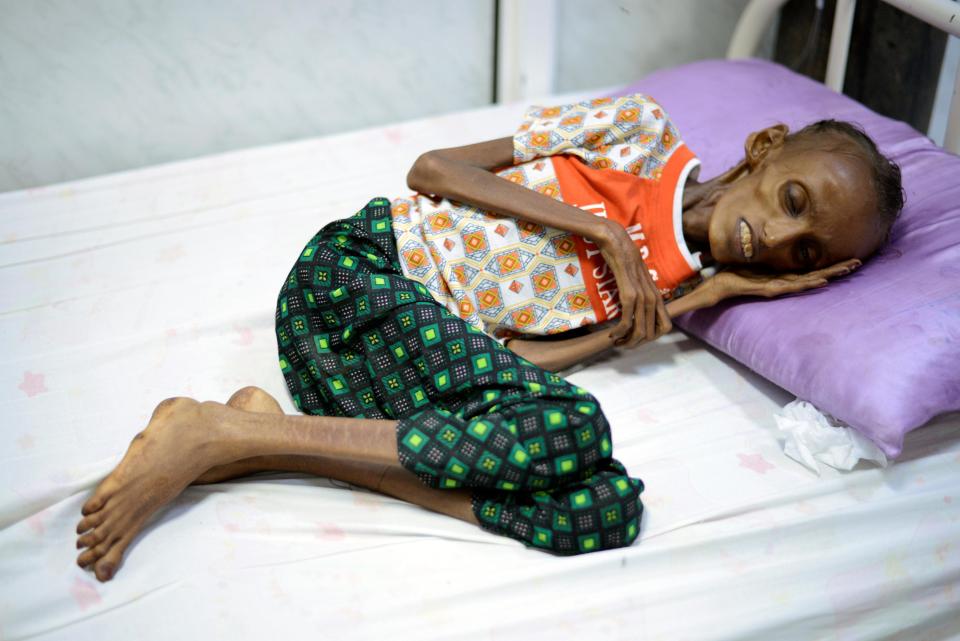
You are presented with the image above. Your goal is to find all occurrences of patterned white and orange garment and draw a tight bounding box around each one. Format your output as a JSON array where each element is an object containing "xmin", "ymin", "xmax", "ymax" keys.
[{"xmin": 389, "ymin": 93, "xmax": 705, "ymax": 344}]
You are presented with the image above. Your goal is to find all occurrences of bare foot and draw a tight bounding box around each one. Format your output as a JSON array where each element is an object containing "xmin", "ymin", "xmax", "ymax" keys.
[
  {"xmin": 194, "ymin": 386, "xmax": 286, "ymax": 484},
  {"xmin": 75, "ymin": 396, "xmax": 231, "ymax": 581}
]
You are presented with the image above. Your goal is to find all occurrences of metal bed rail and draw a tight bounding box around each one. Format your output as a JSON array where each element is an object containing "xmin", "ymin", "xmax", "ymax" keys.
[{"xmin": 728, "ymin": 0, "xmax": 960, "ymax": 153}]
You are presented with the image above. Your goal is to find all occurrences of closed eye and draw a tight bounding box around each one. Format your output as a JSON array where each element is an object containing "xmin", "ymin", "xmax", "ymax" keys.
[{"xmin": 784, "ymin": 182, "xmax": 802, "ymax": 217}]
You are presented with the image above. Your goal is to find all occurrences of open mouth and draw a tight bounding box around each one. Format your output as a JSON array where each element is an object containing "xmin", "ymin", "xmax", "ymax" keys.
[{"xmin": 737, "ymin": 218, "xmax": 754, "ymax": 260}]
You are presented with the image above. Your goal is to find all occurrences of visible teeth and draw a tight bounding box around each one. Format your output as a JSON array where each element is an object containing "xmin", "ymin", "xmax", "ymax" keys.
[{"xmin": 740, "ymin": 220, "xmax": 753, "ymax": 258}]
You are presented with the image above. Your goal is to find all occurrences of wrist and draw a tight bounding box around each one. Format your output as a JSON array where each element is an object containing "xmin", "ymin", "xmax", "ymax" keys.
[
  {"xmin": 665, "ymin": 278, "xmax": 724, "ymax": 318},
  {"xmin": 591, "ymin": 217, "xmax": 621, "ymax": 249},
  {"xmin": 701, "ymin": 276, "xmax": 726, "ymax": 306}
]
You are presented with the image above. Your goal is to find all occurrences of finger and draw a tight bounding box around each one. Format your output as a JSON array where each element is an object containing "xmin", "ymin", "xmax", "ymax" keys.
[
  {"xmin": 610, "ymin": 285, "xmax": 634, "ymax": 343},
  {"xmin": 613, "ymin": 290, "xmax": 636, "ymax": 345},
  {"xmin": 627, "ymin": 292, "xmax": 643, "ymax": 347},
  {"xmin": 635, "ymin": 274, "xmax": 658, "ymax": 346},
  {"xmin": 817, "ymin": 264, "xmax": 856, "ymax": 279},
  {"xmin": 635, "ymin": 274, "xmax": 654, "ymax": 346},
  {"xmin": 764, "ymin": 278, "xmax": 827, "ymax": 297},
  {"xmin": 645, "ymin": 279, "xmax": 656, "ymax": 344},
  {"xmin": 799, "ymin": 278, "xmax": 830, "ymax": 292},
  {"xmin": 627, "ymin": 280, "xmax": 647, "ymax": 347},
  {"xmin": 655, "ymin": 297, "xmax": 672, "ymax": 338},
  {"xmin": 611, "ymin": 314, "xmax": 632, "ymax": 344},
  {"xmin": 800, "ymin": 266, "xmax": 851, "ymax": 285},
  {"xmin": 638, "ymin": 275, "xmax": 657, "ymax": 346},
  {"xmin": 810, "ymin": 259, "xmax": 862, "ymax": 279}
]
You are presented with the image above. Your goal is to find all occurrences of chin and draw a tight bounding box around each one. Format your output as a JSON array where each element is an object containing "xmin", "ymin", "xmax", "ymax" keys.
[
  {"xmin": 707, "ymin": 231, "xmax": 735, "ymax": 265},
  {"xmin": 708, "ymin": 211, "xmax": 749, "ymax": 266}
]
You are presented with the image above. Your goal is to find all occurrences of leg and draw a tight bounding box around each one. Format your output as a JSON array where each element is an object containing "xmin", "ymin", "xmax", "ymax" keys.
[
  {"xmin": 274, "ymin": 200, "xmax": 621, "ymax": 493},
  {"xmin": 203, "ymin": 388, "xmax": 638, "ymax": 555},
  {"xmin": 196, "ymin": 386, "xmax": 479, "ymax": 526},
  {"xmin": 193, "ymin": 385, "xmax": 404, "ymax": 484},
  {"xmin": 75, "ymin": 387, "xmax": 478, "ymax": 582},
  {"xmin": 280, "ymin": 220, "xmax": 645, "ymax": 555},
  {"xmin": 288, "ymin": 201, "xmax": 643, "ymax": 552},
  {"xmin": 271, "ymin": 201, "xmax": 643, "ymax": 538}
]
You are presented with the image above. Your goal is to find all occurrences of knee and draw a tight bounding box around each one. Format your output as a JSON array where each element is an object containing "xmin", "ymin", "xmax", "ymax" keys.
[
  {"xmin": 560, "ymin": 395, "xmax": 613, "ymax": 454},
  {"xmin": 517, "ymin": 396, "xmax": 614, "ymax": 485}
]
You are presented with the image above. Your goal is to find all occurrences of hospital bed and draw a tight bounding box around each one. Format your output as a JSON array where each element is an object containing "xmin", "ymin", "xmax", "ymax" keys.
[{"xmin": 2, "ymin": 1, "xmax": 959, "ymax": 639}]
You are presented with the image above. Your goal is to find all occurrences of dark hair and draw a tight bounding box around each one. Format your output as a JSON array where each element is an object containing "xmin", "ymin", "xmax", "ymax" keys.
[{"xmin": 789, "ymin": 119, "xmax": 904, "ymax": 247}]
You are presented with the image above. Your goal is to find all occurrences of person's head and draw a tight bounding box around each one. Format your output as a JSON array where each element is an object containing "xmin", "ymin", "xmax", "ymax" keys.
[{"xmin": 706, "ymin": 120, "xmax": 904, "ymax": 272}]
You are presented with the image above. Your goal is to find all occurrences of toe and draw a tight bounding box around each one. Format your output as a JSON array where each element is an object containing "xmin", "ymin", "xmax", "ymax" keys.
[
  {"xmin": 93, "ymin": 536, "xmax": 130, "ymax": 582},
  {"xmin": 76, "ymin": 511, "xmax": 105, "ymax": 534},
  {"xmin": 94, "ymin": 560, "xmax": 116, "ymax": 582},
  {"xmin": 77, "ymin": 541, "xmax": 107, "ymax": 568},
  {"xmin": 76, "ymin": 529, "xmax": 105, "ymax": 550},
  {"xmin": 77, "ymin": 530, "xmax": 119, "ymax": 568},
  {"xmin": 81, "ymin": 491, "xmax": 110, "ymax": 516}
]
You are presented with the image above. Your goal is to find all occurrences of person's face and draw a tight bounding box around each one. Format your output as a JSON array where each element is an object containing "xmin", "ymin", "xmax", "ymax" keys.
[{"xmin": 708, "ymin": 126, "xmax": 884, "ymax": 272}]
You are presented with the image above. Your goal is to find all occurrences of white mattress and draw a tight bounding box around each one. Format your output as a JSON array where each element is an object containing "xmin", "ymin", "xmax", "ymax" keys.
[{"xmin": 2, "ymin": 89, "xmax": 959, "ymax": 641}]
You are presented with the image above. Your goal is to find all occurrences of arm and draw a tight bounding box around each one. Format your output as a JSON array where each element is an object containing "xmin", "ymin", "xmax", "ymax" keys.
[
  {"xmin": 407, "ymin": 137, "xmax": 610, "ymax": 252},
  {"xmin": 508, "ymin": 281, "xmax": 721, "ymax": 372},
  {"xmin": 408, "ymin": 137, "xmax": 670, "ymax": 347},
  {"xmin": 512, "ymin": 259, "xmax": 863, "ymax": 373}
]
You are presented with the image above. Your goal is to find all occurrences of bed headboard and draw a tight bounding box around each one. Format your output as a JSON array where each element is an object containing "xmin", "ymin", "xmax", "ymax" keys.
[{"xmin": 728, "ymin": 0, "xmax": 960, "ymax": 153}]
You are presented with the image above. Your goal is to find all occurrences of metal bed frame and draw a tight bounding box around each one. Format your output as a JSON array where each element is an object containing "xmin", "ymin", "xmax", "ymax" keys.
[{"xmin": 728, "ymin": 0, "xmax": 960, "ymax": 153}]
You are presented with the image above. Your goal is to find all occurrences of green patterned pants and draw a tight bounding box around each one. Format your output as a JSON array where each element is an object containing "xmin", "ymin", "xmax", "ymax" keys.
[{"xmin": 275, "ymin": 198, "xmax": 644, "ymax": 555}]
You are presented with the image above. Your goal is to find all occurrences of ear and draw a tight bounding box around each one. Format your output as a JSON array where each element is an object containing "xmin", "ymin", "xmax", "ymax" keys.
[{"xmin": 743, "ymin": 124, "xmax": 789, "ymax": 170}]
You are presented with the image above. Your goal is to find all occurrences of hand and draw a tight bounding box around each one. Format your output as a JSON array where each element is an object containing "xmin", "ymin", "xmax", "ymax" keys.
[
  {"xmin": 708, "ymin": 258, "xmax": 862, "ymax": 302},
  {"xmin": 594, "ymin": 220, "xmax": 672, "ymax": 348}
]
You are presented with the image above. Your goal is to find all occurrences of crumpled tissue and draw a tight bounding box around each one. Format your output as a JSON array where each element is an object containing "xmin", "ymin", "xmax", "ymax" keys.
[{"xmin": 774, "ymin": 399, "xmax": 888, "ymax": 474}]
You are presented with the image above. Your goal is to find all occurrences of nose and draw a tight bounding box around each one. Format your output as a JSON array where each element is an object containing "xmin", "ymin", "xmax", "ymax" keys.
[{"xmin": 760, "ymin": 218, "xmax": 805, "ymax": 250}]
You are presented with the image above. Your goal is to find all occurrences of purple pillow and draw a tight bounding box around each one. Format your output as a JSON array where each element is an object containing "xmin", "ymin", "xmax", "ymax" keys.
[{"xmin": 616, "ymin": 59, "xmax": 960, "ymax": 459}]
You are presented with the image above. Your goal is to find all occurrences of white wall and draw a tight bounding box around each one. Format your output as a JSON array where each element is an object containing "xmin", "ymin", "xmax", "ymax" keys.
[
  {"xmin": 0, "ymin": 0, "xmax": 495, "ymax": 192},
  {"xmin": 0, "ymin": 0, "xmax": 758, "ymax": 193},
  {"xmin": 554, "ymin": 0, "xmax": 754, "ymax": 93}
]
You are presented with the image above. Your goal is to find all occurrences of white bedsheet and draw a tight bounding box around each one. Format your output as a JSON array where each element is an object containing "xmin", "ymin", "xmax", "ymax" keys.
[{"xmin": 2, "ymin": 89, "xmax": 959, "ymax": 641}]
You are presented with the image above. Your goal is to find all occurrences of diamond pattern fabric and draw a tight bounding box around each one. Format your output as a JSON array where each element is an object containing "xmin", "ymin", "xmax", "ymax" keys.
[{"xmin": 390, "ymin": 93, "xmax": 703, "ymax": 343}]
